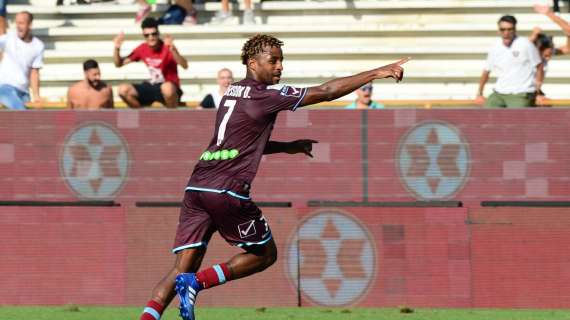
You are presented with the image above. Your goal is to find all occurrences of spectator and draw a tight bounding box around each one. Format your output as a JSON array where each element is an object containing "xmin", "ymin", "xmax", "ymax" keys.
[
  {"xmin": 0, "ymin": 0, "xmax": 6, "ymax": 35},
  {"xmin": 476, "ymin": 15, "xmax": 544, "ymax": 108},
  {"xmin": 212, "ymin": 0, "xmax": 255, "ymax": 25},
  {"xmin": 199, "ymin": 68, "xmax": 234, "ymax": 109},
  {"xmin": 531, "ymin": 4, "xmax": 570, "ymax": 105},
  {"xmin": 532, "ymin": 5, "xmax": 570, "ymax": 59},
  {"xmin": 136, "ymin": 0, "xmax": 198, "ymax": 25},
  {"xmin": 114, "ymin": 17, "xmax": 188, "ymax": 108},
  {"xmin": 67, "ymin": 59, "xmax": 114, "ymax": 109},
  {"xmin": 0, "ymin": 11, "xmax": 44, "ymax": 110},
  {"xmin": 344, "ymin": 82, "xmax": 384, "ymax": 109}
]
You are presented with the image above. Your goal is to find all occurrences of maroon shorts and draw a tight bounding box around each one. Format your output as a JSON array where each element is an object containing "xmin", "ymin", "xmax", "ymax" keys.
[{"xmin": 172, "ymin": 191, "xmax": 272, "ymax": 253}]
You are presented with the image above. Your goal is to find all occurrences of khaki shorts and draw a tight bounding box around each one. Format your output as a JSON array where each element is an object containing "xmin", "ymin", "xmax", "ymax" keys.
[{"xmin": 485, "ymin": 91, "xmax": 536, "ymax": 108}]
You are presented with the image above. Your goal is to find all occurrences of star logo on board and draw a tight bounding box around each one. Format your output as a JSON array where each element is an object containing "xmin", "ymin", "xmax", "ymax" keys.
[
  {"xmin": 287, "ymin": 211, "xmax": 376, "ymax": 306},
  {"xmin": 60, "ymin": 122, "xmax": 129, "ymax": 199},
  {"xmin": 397, "ymin": 121, "xmax": 470, "ymax": 200}
]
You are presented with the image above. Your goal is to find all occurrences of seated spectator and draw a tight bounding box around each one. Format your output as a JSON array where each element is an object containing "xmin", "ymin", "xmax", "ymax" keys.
[
  {"xmin": 67, "ymin": 59, "xmax": 113, "ymax": 109},
  {"xmin": 137, "ymin": 0, "xmax": 198, "ymax": 25},
  {"xmin": 199, "ymin": 68, "xmax": 234, "ymax": 109},
  {"xmin": 113, "ymin": 17, "xmax": 188, "ymax": 108},
  {"xmin": 0, "ymin": 11, "xmax": 44, "ymax": 110},
  {"xmin": 212, "ymin": 0, "xmax": 255, "ymax": 25},
  {"xmin": 344, "ymin": 82, "xmax": 384, "ymax": 109},
  {"xmin": 0, "ymin": 0, "xmax": 6, "ymax": 35}
]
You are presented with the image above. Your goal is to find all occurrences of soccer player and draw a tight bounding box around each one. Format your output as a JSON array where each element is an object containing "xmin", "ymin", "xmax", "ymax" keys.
[{"xmin": 138, "ymin": 34, "xmax": 408, "ymax": 320}]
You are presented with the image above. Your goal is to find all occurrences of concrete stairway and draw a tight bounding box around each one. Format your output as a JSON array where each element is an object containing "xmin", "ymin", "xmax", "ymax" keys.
[{"xmin": 3, "ymin": 0, "xmax": 570, "ymax": 104}]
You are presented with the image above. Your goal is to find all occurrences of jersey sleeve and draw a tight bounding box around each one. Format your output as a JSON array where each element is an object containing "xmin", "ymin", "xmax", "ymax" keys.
[
  {"xmin": 263, "ymin": 85, "xmax": 308, "ymax": 114},
  {"xmin": 128, "ymin": 44, "xmax": 143, "ymax": 62}
]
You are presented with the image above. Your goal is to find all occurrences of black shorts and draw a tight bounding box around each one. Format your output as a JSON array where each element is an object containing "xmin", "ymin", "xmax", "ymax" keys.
[
  {"xmin": 133, "ymin": 82, "xmax": 183, "ymax": 106},
  {"xmin": 172, "ymin": 191, "xmax": 272, "ymax": 253}
]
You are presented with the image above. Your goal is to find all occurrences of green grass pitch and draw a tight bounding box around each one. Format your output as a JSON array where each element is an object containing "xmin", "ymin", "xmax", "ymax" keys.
[{"xmin": 1, "ymin": 306, "xmax": 570, "ymax": 320}]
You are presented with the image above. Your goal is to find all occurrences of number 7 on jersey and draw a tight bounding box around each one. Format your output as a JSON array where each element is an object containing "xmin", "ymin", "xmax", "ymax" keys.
[{"xmin": 217, "ymin": 99, "xmax": 237, "ymax": 146}]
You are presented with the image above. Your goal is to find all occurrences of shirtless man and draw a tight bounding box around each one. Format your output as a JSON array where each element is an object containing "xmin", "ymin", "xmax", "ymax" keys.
[{"xmin": 67, "ymin": 59, "xmax": 113, "ymax": 109}]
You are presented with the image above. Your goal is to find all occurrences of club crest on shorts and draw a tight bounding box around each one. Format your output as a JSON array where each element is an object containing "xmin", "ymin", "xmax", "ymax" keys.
[
  {"xmin": 287, "ymin": 210, "xmax": 376, "ymax": 306},
  {"xmin": 238, "ymin": 220, "xmax": 257, "ymax": 239},
  {"xmin": 60, "ymin": 122, "xmax": 130, "ymax": 199},
  {"xmin": 396, "ymin": 121, "xmax": 470, "ymax": 200}
]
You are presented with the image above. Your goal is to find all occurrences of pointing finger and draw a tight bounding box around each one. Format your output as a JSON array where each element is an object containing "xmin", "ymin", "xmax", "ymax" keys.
[
  {"xmin": 395, "ymin": 57, "xmax": 411, "ymax": 66},
  {"xmin": 306, "ymin": 139, "xmax": 319, "ymax": 144}
]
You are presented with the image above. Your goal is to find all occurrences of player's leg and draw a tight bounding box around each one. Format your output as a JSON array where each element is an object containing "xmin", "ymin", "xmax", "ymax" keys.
[
  {"xmin": 141, "ymin": 247, "xmax": 206, "ymax": 320},
  {"xmin": 160, "ymin": 82, "xmax": 179, "ymax": 108},
  {"xmin": 175, "ymin": 235, "xmax": 276, "ymax": 320},
  {"xmin": 225, "ymin": 237, "xmax": 277, "ymax": 279},
  {"xmin": 118, "ymin": 83, "xmax": 142, "ymax": 108},
  {"xmin": 140, "ymin": 191, "xmax": 215, "ymax": 320},
  {"xmin": 176, "ymin": 192, "xmax": 276, "ymax": 320},
  {"xmin": 185, "ymin": 235, "xmax": 276, "ymax": 292}
]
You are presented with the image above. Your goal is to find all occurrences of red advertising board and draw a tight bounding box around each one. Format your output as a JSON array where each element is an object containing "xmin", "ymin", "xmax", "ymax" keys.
[
  {"xmin": 0, "ymin": 206, "xmax": 127, "ymax": 305},
  {"xmin": 294, "ymin": 207, "xmax": 470, "ymax": 308},
  {"xmin": 1, "ymin": 109, "xmax": 569, "ymax": 204},
  {"xmin": 1, "ymin": 205, "xmax": 570, "ymax": 308}
]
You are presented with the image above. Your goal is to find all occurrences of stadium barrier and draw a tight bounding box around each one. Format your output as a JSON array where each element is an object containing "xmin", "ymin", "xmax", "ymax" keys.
[
  {"xmin": 2, "ymin": 109, "xmax": 569, "ymax": 205},
  {"xmin": 1, "ymin": 109, "xmax": 570, "ymax": 307},
  {"xmin": 2, "ymin": 202, "xmax": 570, "ymax": 308}
]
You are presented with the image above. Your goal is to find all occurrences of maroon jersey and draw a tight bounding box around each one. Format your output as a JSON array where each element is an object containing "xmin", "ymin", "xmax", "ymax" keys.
[{"xmin": 187, "ymin": 78, "xmax": 307, "ymax": 197}]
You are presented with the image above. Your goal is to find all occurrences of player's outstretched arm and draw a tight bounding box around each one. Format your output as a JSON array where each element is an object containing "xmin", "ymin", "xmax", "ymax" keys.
[
  {"xmin": 264, "ymin": 140, "xmax": 318, "ymax": 157},
  {"xmin": 298, "ymin": 57, "xmax": 409, "ymax": 107}
]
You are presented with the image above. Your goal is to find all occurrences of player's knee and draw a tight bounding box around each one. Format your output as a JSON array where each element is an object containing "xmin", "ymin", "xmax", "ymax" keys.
[
  {"xmin": 263, "ymin": 242, "xmax": 278, "ymax": 269},
  {"xmin": 265, "ymin": 248, "xmax": 277, "ymax": 268},
  {"xmin": 161, "ymin": 82, "xmax": 176, "ymax": 98}
]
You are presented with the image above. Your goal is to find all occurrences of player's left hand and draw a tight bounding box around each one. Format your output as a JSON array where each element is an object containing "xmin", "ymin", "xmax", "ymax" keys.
[
  {"xmin": 164, "ymin": 34, "xmax": 174, "ymax": 47},
  {"xmin": 289, "ymin": 139, "xmax": 318, "ymax": 157}
]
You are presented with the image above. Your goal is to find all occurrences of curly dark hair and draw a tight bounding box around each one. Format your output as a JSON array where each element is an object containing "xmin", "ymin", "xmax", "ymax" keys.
[{"xmin": 241, "ymin": 34, "xmax": 284, "ymax": 65}]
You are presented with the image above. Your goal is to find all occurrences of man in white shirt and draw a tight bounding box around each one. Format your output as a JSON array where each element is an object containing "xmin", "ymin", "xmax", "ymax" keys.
[
  {"xmin": 476, "ymin": 15, "xmax": 544, "ymax": 108},
  {"xmin": 0, "ymin": 11, "xmax": 44, "ymax": 110}
]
